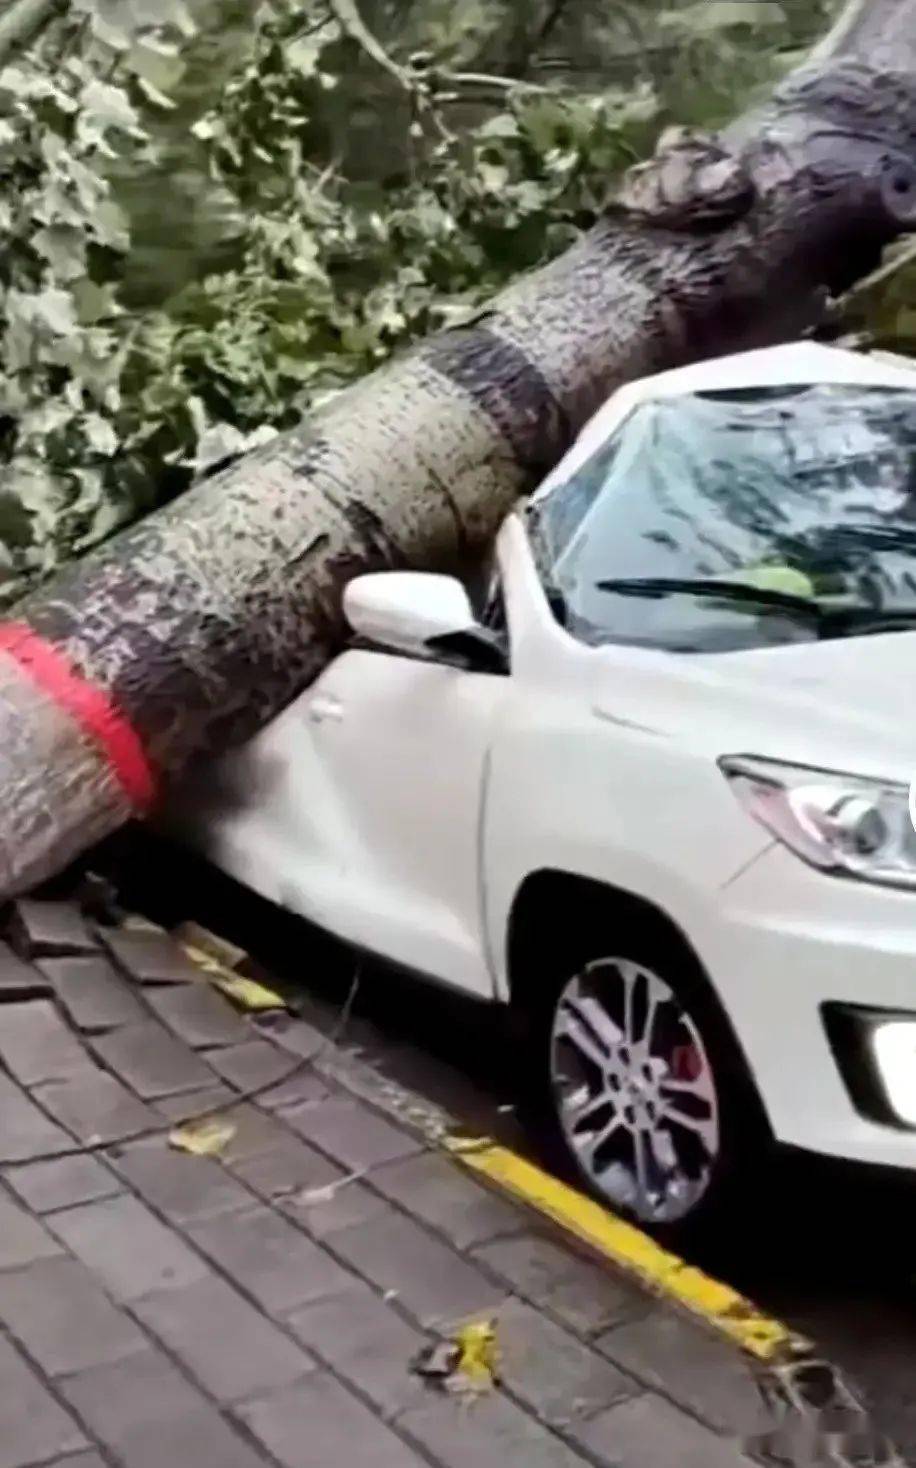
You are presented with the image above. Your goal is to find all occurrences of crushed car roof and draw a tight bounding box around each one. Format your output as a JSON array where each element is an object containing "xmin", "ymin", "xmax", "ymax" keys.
[{"xmin": 534, "ymin": 341, "xmax": 916, "ymax": 503}]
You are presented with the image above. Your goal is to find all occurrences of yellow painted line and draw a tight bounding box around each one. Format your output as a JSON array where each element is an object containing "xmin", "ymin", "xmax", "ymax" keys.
[
  {"xmin": 181, "ymin": 916, "xmax": 808, "ymax": 1366},
  {"xmin": 448, "ymin": 1139, "xmax": 810, "ymax": 1363}
]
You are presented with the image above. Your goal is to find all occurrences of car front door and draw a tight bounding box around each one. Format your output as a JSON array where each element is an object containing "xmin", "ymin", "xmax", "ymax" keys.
[{"xmin": 291, "ymin": 633, "xmax": 506, "ymax": 996}]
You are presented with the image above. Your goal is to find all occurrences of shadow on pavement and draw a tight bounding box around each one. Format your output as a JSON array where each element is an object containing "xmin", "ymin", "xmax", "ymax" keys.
[{"xmin": 95, "ymin": 824, "xmax": 916, "ymax": 1458}]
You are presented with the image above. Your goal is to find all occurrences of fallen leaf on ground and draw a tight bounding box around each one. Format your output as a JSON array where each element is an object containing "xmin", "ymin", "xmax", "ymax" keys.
[
  {"xmin": 181, "ymin": 944, "xmax": 286, "ymax": 1012},
  {"xmin": 122, "ymin": 915, "xmax": 165, "ymax": 934},
  {"xmin": 443, "ymin": 1134, "xmax": 493, "ymax": 1156},
  {"xmin": 295, "ymin": 1170, "xmax": 366, "ymax": 1207},
  {"xmin": 211, "ymin": 972, "xmax": 286, "ymax": 1012},
  {"xmin": 173, "ymin": 921, "xmax": 248, "ymax": 971},
  {"xmin": 169, "ymin": 1116, "xmax": 237, "ymax": 1156},
  {"xmin": 413, "ymin": 1320, "xmax": 499, "ymax": 1396}
]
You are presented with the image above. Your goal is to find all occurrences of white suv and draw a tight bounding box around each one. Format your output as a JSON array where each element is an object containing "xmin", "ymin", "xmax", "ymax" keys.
[{"xmin": 180, "ymin": 341, "xmax": 916, "ymax": 1236}]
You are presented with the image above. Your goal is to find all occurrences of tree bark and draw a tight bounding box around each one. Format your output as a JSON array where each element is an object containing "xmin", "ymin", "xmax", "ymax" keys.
[
  {"xmin": 3, "ymin": 0, "xmax": 916, "ymax": 896},
  {"xmin": 812, "ymin": 0, "xmax": 916, "ymax": 67}
]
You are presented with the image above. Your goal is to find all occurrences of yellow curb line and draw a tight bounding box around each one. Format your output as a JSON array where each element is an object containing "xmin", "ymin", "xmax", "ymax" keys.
[
  {"xmin": 178, "ymin": 922, "xmax": 808, "ymax": 1368},
  {"xmin": 447, "ymin": 1138, "xmax": 810, "ymax": 1364}
]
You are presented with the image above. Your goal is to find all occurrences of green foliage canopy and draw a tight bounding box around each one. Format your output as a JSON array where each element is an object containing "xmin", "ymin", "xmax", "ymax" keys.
[{"xmin": 0, "ymin": 0, "xmax": 856, "ymax": 605}]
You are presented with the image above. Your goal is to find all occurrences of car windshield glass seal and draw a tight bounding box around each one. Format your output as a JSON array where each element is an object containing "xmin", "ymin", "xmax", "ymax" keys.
[{"xmin": 526, "ymin": 384, "xmax": 916, "ymax": 654}]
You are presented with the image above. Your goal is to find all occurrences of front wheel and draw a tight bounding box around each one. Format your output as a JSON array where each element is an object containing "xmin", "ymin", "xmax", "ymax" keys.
[{"xmin": 530, "ymin": 932, "xmax": 765, "ymax": 1240}]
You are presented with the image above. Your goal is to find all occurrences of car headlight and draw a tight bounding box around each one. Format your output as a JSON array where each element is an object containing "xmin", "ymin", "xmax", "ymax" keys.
[{"xmin": 720, "ymin": 755, "xmax": 916, "ymax": 890}]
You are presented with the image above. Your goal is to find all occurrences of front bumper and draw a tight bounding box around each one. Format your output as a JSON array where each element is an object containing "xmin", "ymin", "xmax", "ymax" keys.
[{"xmin": 695, "ymin": 843, "xmax": 916, "ymax": 1169}]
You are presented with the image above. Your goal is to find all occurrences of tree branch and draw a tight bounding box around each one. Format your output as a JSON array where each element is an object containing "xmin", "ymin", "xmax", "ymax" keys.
[
  {"xmin": 0, "ymin": 0, "xmax": 61, "ymax": 67},
  {"xmin": 812, "ymin": 0, "xmax": 916, "ymax": 68},
  {"xmin": 325, "ymin": 0, "xmax": 413, "ymax": 92},
  {"xmin": 537, "ymin": 0, "xmax": 571, "ymax": 53}
]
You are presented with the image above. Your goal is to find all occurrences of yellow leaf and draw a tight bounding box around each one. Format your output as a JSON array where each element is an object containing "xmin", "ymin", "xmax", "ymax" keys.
[
  {"xmin": 169, "ymin": 1116, "xmax": 236, "ymax": 1157},
  {"xmin": 178, "ymin": 941, "xmax": 285, "ymax": 1012},
  {"xmin": 211, "ymin": 972, "xmax": 286, "ymax": 1013},
  {"xmin": 173, "ymin": 921, "xmax": 247, "ymax": 971},
  {"xmin": 453, "ymin": 1320, "xmax": 498, "ymax": 1388},
  {"xmin": 444, "ymin": 1134, "xmax": 493, "ymax": 1156}
]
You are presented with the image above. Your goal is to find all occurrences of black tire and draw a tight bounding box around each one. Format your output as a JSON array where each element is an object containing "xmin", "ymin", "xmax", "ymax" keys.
[{"xmin": 513, "ymin": 907, "xmax": 771, "ymax": 1248}]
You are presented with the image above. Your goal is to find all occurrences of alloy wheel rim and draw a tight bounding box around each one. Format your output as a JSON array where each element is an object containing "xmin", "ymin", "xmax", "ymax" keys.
[{"xmin": 550, "ymin": 958, "xmax": 720, "ymax": 1225}]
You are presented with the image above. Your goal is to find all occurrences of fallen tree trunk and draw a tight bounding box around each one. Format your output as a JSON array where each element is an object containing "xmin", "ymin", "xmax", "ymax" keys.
[{"xmin": 3, "ymin": 0, "xmax": 916, "ymax": 896}]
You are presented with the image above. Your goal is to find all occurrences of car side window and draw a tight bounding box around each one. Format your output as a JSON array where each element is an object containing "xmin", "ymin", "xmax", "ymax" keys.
[
  {"xmin": 481, "ymin": 576, "xmax": 508, "ymax": 637},
  {"xmin": 423, "ymin": 555, "xmax": 509, "ymax": 675}
]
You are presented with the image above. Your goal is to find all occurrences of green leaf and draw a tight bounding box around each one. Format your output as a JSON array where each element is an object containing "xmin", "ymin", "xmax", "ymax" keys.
[
  {"xmin": 13, "ymin": 287, "xmax": 77, "ymax": 337},
  {"xmin": 78, "ymin": 78, "xmax": 141, "ymax": 139},
  {"xmin": 82, "ymin": 414, "xmax": 119, "ymax": 456},
  {"xmin": 31, "ymin": 225, "xmax": 88, "ymax": 281},
  {"xmin": 127, "ymin": 36, "xmax": 185, "ymax": 94}
]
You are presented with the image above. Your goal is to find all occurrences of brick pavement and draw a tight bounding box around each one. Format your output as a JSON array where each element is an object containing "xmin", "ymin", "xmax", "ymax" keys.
[{"xmin": 0, "ymin": 896, "xmax": 856, "ymax": 1467}]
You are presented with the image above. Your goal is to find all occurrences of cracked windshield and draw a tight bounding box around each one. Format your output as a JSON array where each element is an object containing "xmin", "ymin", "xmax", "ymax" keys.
[{"xmin": 530, "ymin": 385, "xmax": 916, "ymax": 652}]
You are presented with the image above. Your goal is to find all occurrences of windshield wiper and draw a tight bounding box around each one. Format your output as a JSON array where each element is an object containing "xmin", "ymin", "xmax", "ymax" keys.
[
  {"xmin": 827, "ymin": 607, "xmax": 916, "ymax": 632},
  {"xmin": 594, "ymin": 577, "xmax": 821, "ymax": 615},
  {"xmin": 594, "ymin": 579, "xmax": 916, "ymax": 636}
]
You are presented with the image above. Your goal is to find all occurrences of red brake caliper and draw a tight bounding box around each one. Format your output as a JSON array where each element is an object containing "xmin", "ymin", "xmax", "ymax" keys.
[{"xmin": 670, "ymin": 1043, "xmax": 703, "ymax": 1082}]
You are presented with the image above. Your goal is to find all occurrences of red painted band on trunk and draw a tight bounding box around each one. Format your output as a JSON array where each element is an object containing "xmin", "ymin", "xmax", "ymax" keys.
[{"xmin": 0, "ymin": 623, "xmax": 156, "ymax": 811}]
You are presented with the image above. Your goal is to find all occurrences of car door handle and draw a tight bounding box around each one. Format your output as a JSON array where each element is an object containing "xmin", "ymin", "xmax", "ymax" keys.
[{"xmin": 309, "ymin": 696, "xmax": 344, "ymax": 724}]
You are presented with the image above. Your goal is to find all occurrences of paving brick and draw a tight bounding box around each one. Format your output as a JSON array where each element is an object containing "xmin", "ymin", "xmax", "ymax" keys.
[
  {"xmin": 100, "ymin": 928, "xmax": 200, "ymax": 985},
  {"xmin": 255, "ymin": 1010, "xmax": 324, "ymax": 1060},
  {"xmin": 596, "ymin": 1308, "xmax": 768, "ymax": 1436},
  {"xmin": 281, "ymin": 1176, "xmax": 392, "ymax": 1239},
  {"xmin": 287, "ymin": 1285, "xmax": 428, "ymax": 1420},
  {"xmin": 48, "ymin": 1194, "xmax": 210, "ymax": 1301},
  {"xmin": 0, "ymin": 942, "xmax": 51, "ymax": 1000},
  {"xmin": 569, "ymin": 1391, "xmax": 756, "ymax": 1466},
  {"xmin": 0, "ymin": 1000, "xmax": 94, "ymax": 1086},
  {"xmin": 9, "ymin": 900, "xmax": 98, "ymax": 959},
  {"xmin": 60, "ymin": 1347, "xmax": 265, "ymax": 1468},
  {"xmin": 311, "ymin": 1049, "xmax": 437, "ymax": 1122},
  {"xmin": 228, "ymin": 1133, "xmax": 344, "ymax": 1201},
  {"xmin": 0, "ymin": 1070, "xmax": 76, "ymax": 1161},
  {"xmin": 3, "ymin": 1153, "xmax": 121, "ymax": 1213},
  {"xmin": 215, "ymin": 1103, "xmax": 296, "ymax": 1162},
  {"xmin": 92, "ymin": 1020, "xmax": 215, "ymax": 1098},
  {"xmin": 106, "ymin": 1137, "xmax": 252, "ymax": 1224},
  {"xmin": 495, "ymin": 1297, "xmax": 636, "ymax": 1428},
  {"xmin": 207, "ymin": 1039, "xmax": 297, "ymax": 1093},
  {"xmin": 474, "ymin": 1233, "xmax": 650, "ymax": 1336},
  {"xmin": 154, "ymin": 1085, "xmax": 236, "ymax": 1122},
  {"xmin": 147, "ymin": 982, "xmax": 249, "ymax": 1049},
  {"xmin": 134, "ymin": 1274, "xmax": 314, "ymax": 1403},
  {"xmin": 0, "ymin": 1191, "xmax": 62, "ymax": 1268},
  {"xmin": 234, "ymin": 1371, "xmax": 427, "ymax": 1468},
  {"xmin": 399, "ymin": 1392, "xmax": 591, "ymax": 1468},
  {"xmin": 41, "ymin": 955, "xmax": 145, "ymax": 1032},
  {"xmin": 0, "ymin": 1333, "xmax": 86, "ymax": 1468},
  {"xmin": 258, "ymin": 1066, "xmax": 337, "ymax": 1111},
  {"xmin": 36, "ymin": 1073, "xmax": 158, "ymax": 1144},
  {"xmin": 372, "ymin": 1153, "xmax": 523, "ymax": 1250},
  {"xmin": 281, "ymin": 1094, "xmax": 423, "ymax": 1171},
  {"xmin": 0, "ymin": 1256, "xmax": 146, "ymax": 1375},
  {"xmin": 330, "ymin": 1211, "xmax": 506, "ymax": 1329},
  {"xmin": 188, "ymin": 1204, "xmax": 360, "ymax": 1316}
]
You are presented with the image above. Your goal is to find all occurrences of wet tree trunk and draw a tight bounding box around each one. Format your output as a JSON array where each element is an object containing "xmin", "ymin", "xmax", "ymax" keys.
[{"xmin": 3, "ymin": 0, "xmax": 916, "ymax": 895}]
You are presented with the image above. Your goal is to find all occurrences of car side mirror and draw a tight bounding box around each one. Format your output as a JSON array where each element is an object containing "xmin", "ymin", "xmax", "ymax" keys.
[{"xmin": 344, "ymin": 572, "xmax": 507, "ymax": 673}]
